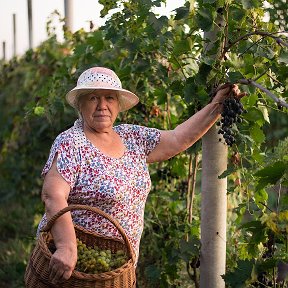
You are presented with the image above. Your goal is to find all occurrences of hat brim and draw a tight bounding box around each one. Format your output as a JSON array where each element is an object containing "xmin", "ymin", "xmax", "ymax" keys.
[{"xmin": 66, "ymin": 87, "xmax": 139, "ymax": 112}]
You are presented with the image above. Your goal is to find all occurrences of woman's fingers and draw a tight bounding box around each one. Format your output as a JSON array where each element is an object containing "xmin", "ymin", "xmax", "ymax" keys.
[
  {"xmin": 62, "ymin": 270, "xmax": 73, "ymax": 281},
  {"xmin": 48, "ymin": 252, "xmax": 74, "ymax": 284},
  {"xmin": 232, "ymin": 85, "xmax": 247, "ymax": 99},
  {"xmin": 49, "ymin": 265, "xmax": 71, "ymax": 284},
  {"xmin": 49, "ymin": 264, "xmax": 65, "ymax": 284},
  {"xmin": 213, "ymin": 83, "xmax": 247, "ymax": 103},
  {"xmin": 236, "ymin": 92, "xmax": 247, "ymax": 98}
]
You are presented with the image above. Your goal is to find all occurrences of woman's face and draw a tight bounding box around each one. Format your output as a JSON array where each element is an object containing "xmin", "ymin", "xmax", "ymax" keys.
[{"xmin": 79, "ymin": 90, "xmax": 120, "ymax": 132}]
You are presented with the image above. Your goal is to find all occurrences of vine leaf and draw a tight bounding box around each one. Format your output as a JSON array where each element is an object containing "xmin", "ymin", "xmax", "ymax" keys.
[
  {"xmin": 195, "ymin": 8, "xmax": 214, "ymax": 31},
  {"xmin": 222, "ymin": 260, "xmax": 254, "ymax": 288},
  {"xmin": 279, "ymin": 51, "xmax": 288, "ymax": 64},
  {"xmin": 250, "ymin": 124, "xmax": 265, "ymax": 144},
  {"xmin": 218, "ymin": 166, "xmax": 237, "ymax": 179},
  {"xmin": 254, "ymin": 161, "xmax": 287, "ymax": 191},
  {"xmin": 179, "ymin": 237, "xmax": 200, "ymax": 262},
  {"xmin": 241, "ymin": 0, "xmax": 261, "ymax": 9},
  {"xmin": 228, "ymin": 71, "xmax": 244, "ymax": 84},
  {"xmin": 174, "ymin": 5, "xmax": 190, "ymax": 20},
  {"xmin": 203, "ymin": 0, "xmax": 216, "ymax": 3}
]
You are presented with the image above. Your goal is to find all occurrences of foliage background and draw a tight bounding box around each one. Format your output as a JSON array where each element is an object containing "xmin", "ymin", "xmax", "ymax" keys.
[{"xmin": 0, "ymin": 0, "xmax": 287, "ymax": 287}]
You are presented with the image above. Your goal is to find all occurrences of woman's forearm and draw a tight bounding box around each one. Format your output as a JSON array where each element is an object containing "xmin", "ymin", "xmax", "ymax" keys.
[
  {"xmin": 44, "ymin": 195, "xmax": 76, "ymax": 250},
  {"xmin": 173, "ymin": 102, "xmax": 222, "ymax": 150}
]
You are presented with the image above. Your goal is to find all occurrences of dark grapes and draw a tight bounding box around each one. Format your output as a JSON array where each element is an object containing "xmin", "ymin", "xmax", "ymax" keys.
[{"xmin": 218, "ymin": 96, "xmax": 246, "ymax": 146}]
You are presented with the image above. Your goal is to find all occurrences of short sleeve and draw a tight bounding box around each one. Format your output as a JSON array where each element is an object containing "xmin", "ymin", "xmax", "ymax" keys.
[
  {"xmin": 139, "ymin": 126, "xmax": 161, "ymax": 156},
  {"xmin": 117, "ymin": 125, "xmax": 161, "ymax": 156},
  {"xmin": 41, "ymin": 133, "xmax": 79, "ymax": 188}
]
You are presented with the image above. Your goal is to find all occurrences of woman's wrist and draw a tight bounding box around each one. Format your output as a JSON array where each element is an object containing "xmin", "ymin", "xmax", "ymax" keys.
[{"xmin": 209, "ymin": 101, "xmax": 224, "ymax": 115}]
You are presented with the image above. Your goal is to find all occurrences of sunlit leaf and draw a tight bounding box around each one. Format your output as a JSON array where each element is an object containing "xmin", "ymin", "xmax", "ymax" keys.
[{"xmin": 250, "ymin": 124, "xmax": 265, "ymax": 144}]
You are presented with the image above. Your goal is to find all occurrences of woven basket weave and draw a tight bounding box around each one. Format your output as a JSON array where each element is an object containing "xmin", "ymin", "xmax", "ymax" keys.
[{"xmin": 24, "ymin": 204, "xmax": 136, "ymax": 288}]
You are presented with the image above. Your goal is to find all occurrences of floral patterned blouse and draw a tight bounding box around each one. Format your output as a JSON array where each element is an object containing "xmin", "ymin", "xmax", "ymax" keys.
[{"xmin": 37, "ymin": 119, "xmax": 161, "ymax": 261}]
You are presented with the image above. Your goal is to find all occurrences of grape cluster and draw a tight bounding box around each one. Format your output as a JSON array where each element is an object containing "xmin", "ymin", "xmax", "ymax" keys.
[
  {"xmin": 217, "ymin": 97, "xmax": 246, "ymax": 146},
  {"xmin": 76, "ymin": 239, "xmax": 128, "ymax": 274}
]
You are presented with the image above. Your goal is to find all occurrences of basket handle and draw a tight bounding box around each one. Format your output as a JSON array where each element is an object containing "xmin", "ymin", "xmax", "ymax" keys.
[{"xmin": 41, "ymin": 204, "xmax": 135, "ymax": 263}]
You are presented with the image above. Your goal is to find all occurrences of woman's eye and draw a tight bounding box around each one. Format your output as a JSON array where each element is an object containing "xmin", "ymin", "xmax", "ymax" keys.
[
  {"xmin": 90, "ymin": 96, "xmax": 97, "ymax": 101},
  {"xmin": 106, "ymin": 95, "xmax": 116, "ymax": 101}
]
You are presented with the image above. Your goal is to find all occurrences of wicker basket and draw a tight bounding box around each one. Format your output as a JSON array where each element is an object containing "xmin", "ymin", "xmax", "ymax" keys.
[{"xmin": 24, "ymin": 204, "xmax": 136, "ymax": 288}]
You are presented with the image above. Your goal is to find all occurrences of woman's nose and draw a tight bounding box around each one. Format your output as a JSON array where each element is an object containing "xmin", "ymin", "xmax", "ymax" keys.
[{"xmin": 97, "ymin": 96, "xmax": 108, "ymax": 109}]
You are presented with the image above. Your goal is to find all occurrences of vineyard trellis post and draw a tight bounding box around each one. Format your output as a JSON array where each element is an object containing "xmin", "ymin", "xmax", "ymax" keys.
[{"xmin": 200, "ymin": 12, "xmax": 227, "ymax": 288}]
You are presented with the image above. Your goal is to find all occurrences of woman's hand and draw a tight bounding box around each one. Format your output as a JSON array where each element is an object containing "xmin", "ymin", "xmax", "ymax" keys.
[
  {"xmin": 212, "ymin": 83, "xmax": 247, "ymax": 104},
  {"xmin": 49, "ymin": 244, "xmax": 77, "ymax": 284}
]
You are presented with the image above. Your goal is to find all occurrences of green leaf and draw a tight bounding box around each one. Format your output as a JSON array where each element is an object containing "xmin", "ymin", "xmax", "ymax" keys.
[
  {"xmin": 171, "ymin": 157, "xmax": 188, "ymax": 178},
  {"xmin": 228, "ymin": 71, "xmax": 244, "ymax": 83},
  {"xmin": 155, "ymin": 87, "xmax": 167, "ymax": 105},
  {"xmin": 254, "ymin": 189, "xmax": 268, "ymax": 209},
  {"xmin": 174, "ymin": 6, "xmax": 190, "ymax": 20},
  {"xmin": 254, "ymin": 161, "xmax": 287, "ymax": 191},
  {"xmin": 144, "ymin": 265, "xmax": 161, "ymax": 282},
  {"xmin": 147, "ymin": 13, "xmax": 168, "ymax": 33},
  {"xmin": 195, "ymin": 8, "xmax": 214, "ymax": 31},
  {"xmin": 230, "ymin": 6, "xmax": 246, "ymax": 21},
  {"xmin": 250, "ymin": 124, "xmax": 265, "ymax": 144},
  {"xmin": 203, "ymin": 0, "xmax": 216, "ymax": 3},
  {"xmin": 222, "ymin": 260, "xmax": 254, "ymax": 287},
  {"xmin": 173, "ymin": 39, "xmax": 191, "ymax": 56},
  {"xmin": 242, "ymin": 108, "xmax": 265, "ymax": 124},
  {"xmin": 279, "ymin": 51, "xmax": 288, "ymax": 64},
  {"xmin": 256, "ymin": 46, "xmax": 275, "ymax": 59},
  {"xmin": 179, "ymin": 237, "xmax": 200, "ymax": 262},
  {"xmin": 218, "ymin": 166, "xmax": 237, "ymax": 179},
  {"xmin": 241, "ymin": 0, "xmax": 261, "ymax": 9},
  {"xmin": 258, "ymin": 105, "xmax": 270, "ymax": 123},
  {"xmin": 195, "ymin": 63, "xmax": 212, "ymax": 85},
  {"xmin": 246, "ymin": 93, "xmax": 258, "ymax": 106},
  {"xmin": 87, "ymin": 31, "xmax": 104, "ymax": 51},
  {"xmin": 254, "ymin": 161, "xmax": 286, "ymax": 183},
  {"xmin": 184, "ymin": 80, "xmax": 197, "ymax": 104}
]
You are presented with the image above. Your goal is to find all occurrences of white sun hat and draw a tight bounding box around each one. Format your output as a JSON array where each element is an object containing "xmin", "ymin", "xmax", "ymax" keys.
[{"xmin": 66, "ymin": 67, "xmax": 139, "ymax": 112}]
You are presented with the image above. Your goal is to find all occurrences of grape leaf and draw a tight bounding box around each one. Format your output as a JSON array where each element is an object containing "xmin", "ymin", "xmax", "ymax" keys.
[{"xmin": 222, "ymin": 260, "xmax": 254, "ymax": 287}]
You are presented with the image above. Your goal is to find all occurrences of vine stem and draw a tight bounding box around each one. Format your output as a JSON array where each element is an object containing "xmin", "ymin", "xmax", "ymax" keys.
[
  {"xmin": 223, "ymin": 30, "xmax": 288, "ymax": 55},
  {"xmin": 259, "ymin": 201, "xmax": 274, "ymax": 212},
  {"xmin": 276, "ymin": 183, "xmax": 282, "ymax": 215},
  {"xmin": 238, "ymin": 78, "xmax": 288, "ymax": 108},
  {"xmin": 186, "ymin": 154, "xmax": 193, "ymax": 234},
  {"xmin": 189, "ymin": 153, "xmax": 198, "ymax": 223}
]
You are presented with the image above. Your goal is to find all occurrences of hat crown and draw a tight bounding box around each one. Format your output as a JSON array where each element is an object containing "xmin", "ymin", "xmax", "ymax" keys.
[{"xmin": 77, "ymin": 67, "xmax": 122, "ymax": 89}]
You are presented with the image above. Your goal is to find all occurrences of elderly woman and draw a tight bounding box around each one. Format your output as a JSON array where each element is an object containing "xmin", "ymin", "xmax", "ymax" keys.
[{"xmin": 36, "ymin": 67, "xmax": 244, "ymax": 284}]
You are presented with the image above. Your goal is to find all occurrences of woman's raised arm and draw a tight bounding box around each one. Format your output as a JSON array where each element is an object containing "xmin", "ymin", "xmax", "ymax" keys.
[{"xmin": 147, "ymin": 84, "xmax": 245, "ymax": 163}]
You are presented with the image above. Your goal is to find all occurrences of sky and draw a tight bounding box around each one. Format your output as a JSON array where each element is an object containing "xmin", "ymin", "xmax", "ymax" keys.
[{"xmin": 0, "ymin": 0, "xmax": 185, "ymax": 60}]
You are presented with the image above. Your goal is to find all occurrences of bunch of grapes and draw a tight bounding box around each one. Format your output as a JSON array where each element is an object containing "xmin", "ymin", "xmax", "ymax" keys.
[
  {"xmin": 217, "ymin": 96, "xmax": 246, "ymax": 146},
  {"xmin": 76, "ymin": 239, "xmax": 128, "ymax": 274}
]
